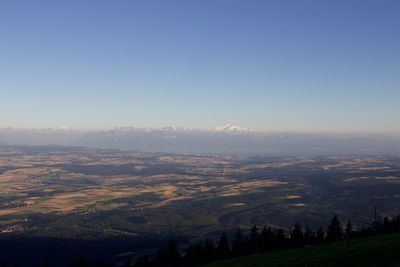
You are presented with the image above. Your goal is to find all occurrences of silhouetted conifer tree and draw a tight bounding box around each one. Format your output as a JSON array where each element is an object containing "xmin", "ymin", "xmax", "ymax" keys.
[
  {"xmin": 345, "ymin": 220, "xmax": 353, "ymax": 252},
  {"xmin": 383, "ymin": 217, "xmax": 391, "ymax": 233},
  {"xmin": 290, "ymin": 221, "xmax": 304, "ymax": 248},
  {"xmin": 394, "ymin": 216, "xmax": 400, "ymax": 232},
  {"xmin": 304, "ymin": 225, "xmax": 314, "ymax": 246},
  {"xmin": 275, "ymin": 229, "xmax": 286, "ymax": 250},
  {"xmin": 184, "ymin": 242, "xmax": 203, "ymax": 266},
  {"xmin": 232, "ymin": 228, "xmax": 245, "ymax": 257},
  {"xmin": 260, "ymin": 227, "xmax": 274, "ymax": 252},
  {"xmin": 327, "ymin": 214, "xmax": 342, "ymax": 241},
  {"xmin": 202, "ymin": 239, "xmax": 216, "ymax": 263},
  {"xmin": 217, "ymin": 232, "xmax": 231, "ymax": 260},
  {"xmin": 155, "ymin": 240, "xmax": 180, "ymax": 267},
  {"xmin": 316, "ymin": 226, "xmax": 325, "ymax": 244},
  {"xmin": 250, "ymin": 225, "xmax": 260, "ymax": 253}
]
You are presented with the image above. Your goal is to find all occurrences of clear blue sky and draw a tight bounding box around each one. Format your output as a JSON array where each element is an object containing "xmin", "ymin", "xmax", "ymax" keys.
[{"xmin": 0, "ymin": 0, "xmax": 399, "ymax": 133}]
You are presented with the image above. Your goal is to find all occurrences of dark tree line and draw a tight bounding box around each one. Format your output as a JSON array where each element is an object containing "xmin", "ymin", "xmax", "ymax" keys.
[
  {"xmin": 2, "ymin": 213, "xmax": 400, "ymax": 267},
  {"xmin": 131, "ymin": 213, "xmax": 400, "ymax": 267}
]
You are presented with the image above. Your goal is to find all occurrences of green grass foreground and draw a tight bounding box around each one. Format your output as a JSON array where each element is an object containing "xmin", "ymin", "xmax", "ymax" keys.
[{"xmin": 203, "ymin": 233, "xmax": 400, "ymax": 267}]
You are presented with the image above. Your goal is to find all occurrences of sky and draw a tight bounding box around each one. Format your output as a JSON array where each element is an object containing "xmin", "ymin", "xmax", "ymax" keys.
[{"xmin": 0, "ymin": 0, "xmax": 399, "ymax": 133}]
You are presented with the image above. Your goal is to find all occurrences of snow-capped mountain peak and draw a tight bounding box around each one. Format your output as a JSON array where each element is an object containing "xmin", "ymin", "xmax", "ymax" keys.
[{"xmin": 213, "ymin": 124, "xmax": 250, "ymax": 133}]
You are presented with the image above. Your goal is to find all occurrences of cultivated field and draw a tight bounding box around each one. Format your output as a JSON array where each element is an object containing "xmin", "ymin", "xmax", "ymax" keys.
[{"xmin": 1, "ymin": 146, "xmax": 400, "ymax": 239}]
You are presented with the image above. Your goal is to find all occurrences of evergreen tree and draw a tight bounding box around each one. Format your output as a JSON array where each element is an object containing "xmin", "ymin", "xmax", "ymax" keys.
[
  {"xmin": 383, "ymin": 216, "xmax": 391, "ymax": 233},
  {"xmin": 345, "ymin": 220, "xmax": 353, "ymax": 252},
  {"xmin": 250, "ymin": 225, "xmax": 260, "ymax": 253},
  {"xmin": 290, "ymin": 220, "xmax": 304, "ymax": 248},
  {"xmin": 202, "ymin": 239, "xmax": 216, "ymax": 263},
  {"xmin": 260, "ymin": 227, "xmax": 274, "ymax": 252},
  {"xmin": 232, "ymin": 228, "xmax": 245, "ymax": 257},
  {"xmin": 345, "ymin": 220, "xmax": 352, "ymax": 235},
  {"xmin": 304, "ymin": 225, "xmax": 314, "ymax": 246},
  {"xmin": 327, "ymin": 214, "xmax": 342, "ymax": 242},
  {"xmin": 316, "ymin": 226, "xmax": 325, "ymax": 244},
  {"xmin": 184, "ymin": 242, "xmax": 203, "ymax": 266},
  {"xmin": 394, "ymin": 215, "xmax": 400, "ymax": 232},
  {"xmin": 155, "ymin": 240, "xmax": 180, "ymax": 267},
  {"xmin": 275, "ymin": 229, "xmax": 286, "ymax": 250},
  {"xmin": 217, "ymin": 232, "xmax": 231, "ymax": 260}
]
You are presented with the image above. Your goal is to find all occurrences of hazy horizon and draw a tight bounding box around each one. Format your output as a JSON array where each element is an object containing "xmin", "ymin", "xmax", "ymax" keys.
[{"xmin": 1, "ymin": 124, "xmax": 400, "ymax": 136}]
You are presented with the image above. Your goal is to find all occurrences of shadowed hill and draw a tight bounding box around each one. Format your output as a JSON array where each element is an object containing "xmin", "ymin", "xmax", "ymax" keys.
[{"xmin": 203, "ymin": 233, "xmax": 400, "ymax": 267}]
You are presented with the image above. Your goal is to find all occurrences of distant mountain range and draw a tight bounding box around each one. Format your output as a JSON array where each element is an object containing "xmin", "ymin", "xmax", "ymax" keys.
[
  {"xmin": 0, "ymin": 126, "xmax": 399, "ymax": 156},
  {"xmin": 213, "ymin": 124, "xmax": 250, "ymax": 133}
]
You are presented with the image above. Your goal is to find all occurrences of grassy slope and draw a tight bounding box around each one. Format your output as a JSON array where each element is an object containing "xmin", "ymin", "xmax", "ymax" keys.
[{"xmin": 204, "ymin": 233, "xmax": 400, "ymax": 267}]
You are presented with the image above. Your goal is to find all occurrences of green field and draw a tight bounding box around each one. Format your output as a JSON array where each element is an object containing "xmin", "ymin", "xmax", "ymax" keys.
[{"xmin": 204, "ymin": 233, "xmax": 400, "ymax": 267}]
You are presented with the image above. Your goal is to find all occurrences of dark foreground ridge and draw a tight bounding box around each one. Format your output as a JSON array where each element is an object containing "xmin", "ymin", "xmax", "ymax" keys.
[
  {"xmin": 1, "ymin": 213, "xmax": 400, "ymax": 267},
  {"xmin": 131, "ymin": 214, "xmax": 400, "ymax": 267},
  {"xmin": 204, "ymin": 233, "xmax": 400, "ymax": 267}
]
